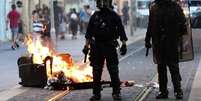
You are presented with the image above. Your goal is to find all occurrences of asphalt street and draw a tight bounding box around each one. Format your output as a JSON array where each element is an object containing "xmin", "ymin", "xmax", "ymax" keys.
[{"xmin": 0, "ymin": 29, "xmax": 200, "ymax": 101}]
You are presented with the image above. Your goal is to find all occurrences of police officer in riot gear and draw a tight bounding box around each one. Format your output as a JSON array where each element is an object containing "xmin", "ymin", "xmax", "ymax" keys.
[
  {"xmin": 145, "ymin": 0, "xmax": 187, "ymax": 99},
  {"xmin": 83, "ymin": 0, "xmax": 128, "ymax": 100}
]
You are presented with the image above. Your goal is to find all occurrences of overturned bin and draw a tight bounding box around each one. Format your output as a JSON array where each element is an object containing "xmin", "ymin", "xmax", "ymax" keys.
[{"xmin": 17, "ymin": 56, "xmax": 47, "ymax": 87}]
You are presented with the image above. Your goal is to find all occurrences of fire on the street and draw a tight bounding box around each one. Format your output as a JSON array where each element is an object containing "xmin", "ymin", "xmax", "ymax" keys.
[{"xmin": 24, "ymin": 34, "xmax": 93, "ymax": 83}]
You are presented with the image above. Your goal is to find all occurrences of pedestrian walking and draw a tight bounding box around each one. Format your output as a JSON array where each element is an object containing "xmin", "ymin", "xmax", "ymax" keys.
[
  {"xmin": 58, "ymin": 7, "xmax": 67, "ymax": 40},
  {"xmin": 121, "ymin": 3, "xmax": 129, "ymax": 26},
  {"xmin": 42, "ymin": 6, "xmax": 51, "ymax": 39},
  {"xmin": 79, "ymin": 5, "xmax": 91, "ymax": 34},
  {"xmin": 69, "ymin": 8, "xmax": 79, "ymax": 40},
  {"xmin": 145, "ymin": 0, "xmax": 187, "ymax": 99},
  {"xmin": 16, "ymin": 1, "xmax": 24, "ymax": 42},
  {"xmin": 82, "ymin": 0, "xmax": 128, "ymax": 100},
  {"xmin": 32, "ymin": 10, "xmax": 43, "ymax": 39},
  {"xmin": 6, "ymin": 4, "xmax": 21, "ymax": 50}
]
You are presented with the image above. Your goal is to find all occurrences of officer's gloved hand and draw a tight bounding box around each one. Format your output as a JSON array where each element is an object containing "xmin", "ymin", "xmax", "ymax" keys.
[
  {"xmin": 120, "ymin": 44, "xmax": 127, "ymax": 55},
  {"xmin": 145, "ymin": 41, "xmax": 152, "ymax": 48},
  {"xmin": 82, "ymin": 45, "xmax": 89, "ymax": 55}
]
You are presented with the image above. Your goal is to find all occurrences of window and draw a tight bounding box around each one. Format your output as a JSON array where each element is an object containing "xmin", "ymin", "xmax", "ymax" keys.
[
  {"xmin": 189, "ymin": 1, "xmax": 201, "ymax": 6},
  {"xmin": 137, "ymin": 1, "xmax": 150, "ymax": 9}
]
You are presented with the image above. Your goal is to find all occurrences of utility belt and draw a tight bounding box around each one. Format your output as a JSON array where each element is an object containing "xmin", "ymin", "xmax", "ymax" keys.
[{"xmin": 90, "ymin": 38, "xmax": 119, "ymax": 47}]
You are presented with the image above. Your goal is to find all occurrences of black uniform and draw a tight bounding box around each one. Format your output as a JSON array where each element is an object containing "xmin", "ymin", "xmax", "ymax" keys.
[
  {"xmin": 145, "ymin": 0, "xmax": 187, "ymax": 99},
  {"xmin": 85, "ymin": 8, "xmax": 127, "ymax": 96}
]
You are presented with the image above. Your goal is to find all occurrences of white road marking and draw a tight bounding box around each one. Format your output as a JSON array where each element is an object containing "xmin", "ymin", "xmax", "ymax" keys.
[
  {"xmin": 120, "ymin": 46, "xmax": 144, "ymax": 62},
  {"xmin": 0, "ymin": 85, "xmax": 29, "ymax": 101},
  {"xmin": 188, "ymin": 57, "xmax": 201, "ymax": 101},
  {"xmin": 0, "ymin": 35, "xmax": 145, "ymax": 101}
]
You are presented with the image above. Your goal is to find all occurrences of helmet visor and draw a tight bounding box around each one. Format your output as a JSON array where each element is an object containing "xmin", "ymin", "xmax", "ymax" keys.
[{"xmin": 97, "ymin": 0, "xmax": 112, "ymax": 8}]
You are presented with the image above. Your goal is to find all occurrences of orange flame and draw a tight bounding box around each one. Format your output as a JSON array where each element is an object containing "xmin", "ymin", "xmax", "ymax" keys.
[{"xmin": 24, "ymin": 34, "xmax": 93, "ymax": 83}]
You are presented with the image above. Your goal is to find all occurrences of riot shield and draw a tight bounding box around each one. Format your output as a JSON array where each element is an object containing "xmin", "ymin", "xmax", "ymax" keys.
[{"xmin": 179, "ymin": 1, "xmax": 194, "ymax": 62}]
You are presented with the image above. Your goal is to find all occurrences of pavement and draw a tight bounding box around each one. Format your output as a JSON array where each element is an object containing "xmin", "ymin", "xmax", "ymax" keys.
[
  {"xmin": 56, "ymin": 28, "xmax": 201, "ymax": 101},
  {"xmin": 188, "ymin": 58, "xmax": 201, "ymax": 101},
  {"xmin": 0, "ymin": 28, "xmax": 147, "ymax": 101},
  {"xmin": 188, "ymin": 29, "xmax": 201, "ymax": 101},
  {"xmin": 0, "ymin": 27, "xmax": 201, "ymax": 101}
]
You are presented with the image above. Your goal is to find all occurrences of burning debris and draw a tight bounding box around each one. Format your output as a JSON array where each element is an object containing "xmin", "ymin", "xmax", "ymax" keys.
[
  {"xmin": 146, "ymin": 82, "xmax": 159, "ymax": 89},
  {"xmin": 18, "ymin": 34, "xmax": 93, "ymax": 89},
  {"xmin": 45, "ymin": 71, "xmax": 73, "ymax": 90},
  {"xmin": 18, "ymin": 34, "xmax": 134, "ymax": 90}
]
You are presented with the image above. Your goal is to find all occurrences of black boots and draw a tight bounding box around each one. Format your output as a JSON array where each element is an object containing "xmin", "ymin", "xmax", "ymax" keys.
[
  {"xmin": 156, "ymin": 90, "xmax": 183, "ymax": 99},
  {"xmin": 11, "ymin": 42, "xmax": 20, "ymax": 50},
  {"xmin": 11, "ymin": 46, "xmax": 16, "ymax": 50},
  {"xmin": 15, "ymin": 42, "xmax": 19, "ymax": 48},
  {"xmin": 112, "ymin": 93, "xmax": 122, "ymax": 101},
  {"xmin": 156, "ymin": 91, "xmax": 169, "ymax": 99},
  {"xmin": 89, "ymin": 94, "xmax": 101, "ymax": 101},
  {"xmin": 174, "ymin": 90, "xmax": 183, "ymax": 99}
]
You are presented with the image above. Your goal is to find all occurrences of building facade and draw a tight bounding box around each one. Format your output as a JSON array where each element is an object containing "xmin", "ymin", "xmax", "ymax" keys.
[
  {"xmin": 0, "ymin": 0, "xmax": 13, "ymax": 41},
  {"xmin": 0, "ymin": 0, "xmax": 132, "ymax": 41}
]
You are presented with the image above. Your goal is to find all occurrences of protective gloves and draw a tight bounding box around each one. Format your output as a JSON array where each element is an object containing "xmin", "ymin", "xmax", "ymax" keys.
[
  {"xmin": 145, "ymin": 41, "xmax": 152, "ymax": 49},
  {"xmin": 82, "ymin": 45, "xmax": 89, "ymax": 55},
  {"xmin": 120, "ymin": 44, "xmax": 127, "ymax": 55}
]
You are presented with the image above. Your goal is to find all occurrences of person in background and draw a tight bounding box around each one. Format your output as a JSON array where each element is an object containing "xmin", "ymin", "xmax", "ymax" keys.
[
  {"xmin": 32, "ymin": 10, "xmax": 43, "ymax": 39},
  {"xmin": 16, "ymin": 0, "xmax": 24, "ymax": 42},
  {"xmin": 69, "ymin": 8, "xmax": 79, "ymax": 40},
  {"xmin": 58, "ymin": 7, "xmax": 67, "ymax": 40},
  {"xmin": 121, "ymin": 2, "xmax": 129, "ymax": 26},
  {"xmin": 33, "ymin": 4, "xmax": 41, "ymax": 15},
  {"xmin": 79, "ymin": 5, "xmax": 91, "ymax": 34},
  {"xmin": 42, "ymin": 4, "xmax": 50, "ymax": 16},
  {"xmin": 6, "ymin": 4, "xmax": 21, "ymax": 50},
  {"xmin": 41, "ymin": 6, "xmax": 51, "ymax": 40}
]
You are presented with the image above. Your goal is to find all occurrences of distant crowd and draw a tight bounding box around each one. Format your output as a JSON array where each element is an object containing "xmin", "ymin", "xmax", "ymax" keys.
[{"xmin": 6, "ymin": 1, "xmax": 130, "ymax": 50}]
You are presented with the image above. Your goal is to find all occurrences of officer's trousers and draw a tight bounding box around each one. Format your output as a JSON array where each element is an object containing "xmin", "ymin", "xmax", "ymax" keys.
[
  {"xmin": 89, "ymin": 42, "xmax": 121, "ymax": 95},
  {"xmin": 157, "ymin": 64, "xmax": 182, "ymax": 93}
]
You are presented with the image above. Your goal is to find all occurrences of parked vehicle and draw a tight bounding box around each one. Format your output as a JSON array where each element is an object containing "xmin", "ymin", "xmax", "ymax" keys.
[{"xmin": 189, "ymin": 0, "xmax": 201, "ymax": 28}]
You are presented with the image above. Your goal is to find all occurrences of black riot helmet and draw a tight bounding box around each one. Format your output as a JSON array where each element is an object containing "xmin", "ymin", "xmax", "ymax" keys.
[{"xmin": 96, "ymin": 0, "xmax": 113, "ymax": 9}]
